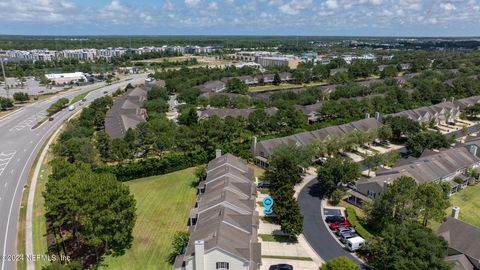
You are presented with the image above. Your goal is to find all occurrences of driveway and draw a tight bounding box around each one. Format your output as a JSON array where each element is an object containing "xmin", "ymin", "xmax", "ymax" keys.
[{"xmin": 298, "ymin": 178, "xmax": 363, "ymax": 265}]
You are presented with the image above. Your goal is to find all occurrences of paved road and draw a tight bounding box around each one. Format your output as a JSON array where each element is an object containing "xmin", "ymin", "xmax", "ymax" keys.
[
  {"xmin": 298, "ymin": 178, "xmax": 363, "ymax": 265},
  {"xmin": 0, "ymin": 74, "xmax": 147, "ymax": 270}
]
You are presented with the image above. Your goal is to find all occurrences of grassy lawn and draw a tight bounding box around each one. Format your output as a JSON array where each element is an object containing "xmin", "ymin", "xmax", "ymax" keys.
[
  {"xmin": 262, "ymin": 255, "xmax": 312, "ymax": 261},
  {"xmin": 32, "ymin": 150, "xmax": 53, "ymax": 270},
  {"xmin": 259, "ymin": 234, "xmax": 298, "ymax": 243},
  {"xmin": 429, "ymin": 184, "xmax": 480, "ymax": 232},
  {"xmin": 70, "ymin": 87, "xmax": 99, "ymax": 104},
  {"xmin": 101, "ymin": 167, "xmax": 197, "ymax": 270}
]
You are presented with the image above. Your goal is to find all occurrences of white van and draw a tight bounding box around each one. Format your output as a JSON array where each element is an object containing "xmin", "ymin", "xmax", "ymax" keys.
[
  {"xmin": 346, "ymin": 236, "xmax": 365, "ymax": 252},
  {"xmin": 68, "ymin": 105, "xmax": 75, "ymax": 111}
]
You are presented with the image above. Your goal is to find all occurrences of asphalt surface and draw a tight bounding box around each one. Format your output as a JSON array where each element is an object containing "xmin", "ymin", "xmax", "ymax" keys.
[
  {"xmin": 0, "ymin": 73, "xmax": 147, "ymax": 270},
  {"xmin": 298, "ymin": 179, "xmax": 363, "ymax": 265}
]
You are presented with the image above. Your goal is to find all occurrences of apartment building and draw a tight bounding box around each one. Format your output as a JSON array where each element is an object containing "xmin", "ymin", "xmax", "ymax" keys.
[{"xmin": 174, "ymin": 153, "xmax": 261, "ymax": 270}]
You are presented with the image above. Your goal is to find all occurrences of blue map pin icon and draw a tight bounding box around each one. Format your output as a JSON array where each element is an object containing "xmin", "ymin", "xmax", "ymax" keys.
[{"xmin": 263, "ymin": 196, "xmax": 274, "ymax": 215}]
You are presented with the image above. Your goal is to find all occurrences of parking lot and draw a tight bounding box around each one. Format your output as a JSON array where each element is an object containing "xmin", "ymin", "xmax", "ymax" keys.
[{"xmin": 0, "ymin": 77, "xmax": 62, "ymax": 97}]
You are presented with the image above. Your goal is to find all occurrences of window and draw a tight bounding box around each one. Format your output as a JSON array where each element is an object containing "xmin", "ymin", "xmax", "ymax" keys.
[
  {"xmin": 216, "ymin": 262, "xmax": 229, "ymax": 269},
  {"xmin": 367, "ymin": 190, "xmax": 376, "ymax": 198}
]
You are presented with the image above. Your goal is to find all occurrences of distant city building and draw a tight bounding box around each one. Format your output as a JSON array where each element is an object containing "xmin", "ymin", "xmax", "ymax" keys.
[
  {"xmin": 254, "ymin": 56, "xmax": 301, "ymax": 69},
  {"xmin": 45, "ymin": 72, "xmax": 87, "ymax": 85}
]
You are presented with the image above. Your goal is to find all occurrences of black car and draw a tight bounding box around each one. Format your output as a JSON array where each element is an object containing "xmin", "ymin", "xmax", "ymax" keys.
[
  {"xmin": 325, "ymin": 215, "xmax": 345, "ymax": 224},
  {"xmin": 269, "ymin": 264, "xmax": 293, "ymax": 270},
  {"xmin": 258, "ymin": 181, "xmax": 272, "ymax": 189}
]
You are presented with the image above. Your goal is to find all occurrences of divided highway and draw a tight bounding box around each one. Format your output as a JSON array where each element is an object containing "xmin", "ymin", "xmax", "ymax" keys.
[{"xmin": 0, "ymin": 74, "xmax": 147, "ymax": 270}]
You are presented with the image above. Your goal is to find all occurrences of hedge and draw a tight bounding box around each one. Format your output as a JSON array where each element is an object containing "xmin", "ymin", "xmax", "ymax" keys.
[
  {"xmin": 96, "ymin": 150, "xmax": 210, "ymax": 181},
  {"xmin": 346, "ymin": 207, "xmax": 373, "ymax": 239}
]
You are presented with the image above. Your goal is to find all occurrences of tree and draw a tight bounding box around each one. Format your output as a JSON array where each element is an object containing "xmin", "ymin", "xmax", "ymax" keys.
[
  {"xmin": 368, "ymin": 176, "xmax": 418, "ymax": 228},
  {"xmin": 383, "ymin": 116, "xmax": 421, "ymax": 141},
  {"xmin": 13, "ymin": 92, "xmax": 29, "ymax": 102},
  {"xmin": 95, "ymin": 131, "xmax": 112, "ymax": 161},
  {"xmin": 43, "ymin": 168, "xmax": 136, "ymax": 266},
  {"xmin": 416, "ymin": 183, "xmax": 450, "ymax": 226},
  {"xmin": 320, "ymin": 256, "xmax": 359, "ymax": 270},
  {"xmin": 405, "ymin": 131, "xmax": 450, "ymax": 157},
  {"xmin": 226, "ymin": 78, "xmax": 248, "ymax": 94},
  {"xmin": 363, "ymin": 154, "xmax": 383, "ymax": 176},
  {"xmin": 178, "ymin": 107, "xmax": 198, "ymax": 126},
  {"xmin": 273, "ymin": 72, "xmax": 281, "ymax": 85},
  {"xmin": 263, "ymin": 149, "xmax": 303, "ymax": 187},
  {"xmin": 362, "ymin": 223, "xmax": 450, "ymax": 270},
  {"xmin": 377, "ymin": 125, "xmax": 393, "ymax": 141},
  {"xmin": 270, "ymin": 184, "xmax": 304, "ymax": 237},
  {"xmin": 380, "ymin": 66, "xmax": 398, "ymax": 79},
  {"xmin": 0, "ymin": 97, "xmax": 13, "ymax": 111},
  {"xmin": 317, "ymin": 158, "xmax": 361, "ymax": 196},
  {"xmin": 167, "ymin": 231, "xmax": 190, "ymax": 263},
  {"xmin": 47, "ymin": 98, "xmax": 69, "ymax": 115},
  {"xmin": 329, "ymin": 189, "xmax": 346, "ymax": 206}
]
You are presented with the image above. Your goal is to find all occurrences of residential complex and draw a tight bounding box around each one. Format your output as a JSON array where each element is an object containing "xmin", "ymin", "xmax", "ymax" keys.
[
  {"xmin": 174, "ymin": 153, "xmax": 261, "ymax": 270},
  {"xmin": 3, "ymin": 45, "xmax": 214, "ymax": 62},
  {"xmin": 105, "ymin": 80, "xmax": 165, "ymax": 138}
]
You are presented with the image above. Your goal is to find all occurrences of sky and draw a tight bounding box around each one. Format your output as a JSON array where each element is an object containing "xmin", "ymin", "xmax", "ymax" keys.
[{"xmin": 0, "ymin": 0, "xmax": 479, "ymax": 36}]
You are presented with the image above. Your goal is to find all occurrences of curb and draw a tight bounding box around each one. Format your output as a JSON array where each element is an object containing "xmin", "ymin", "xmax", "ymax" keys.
[{"xmin": 0, "ymin": 107, "xmax": 24, "ymax": 121}]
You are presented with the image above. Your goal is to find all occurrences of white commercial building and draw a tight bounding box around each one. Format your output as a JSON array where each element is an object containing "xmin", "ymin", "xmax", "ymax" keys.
[{"xmin": 45, "ymin": 72, "xmax": 87, "ymax": 85}]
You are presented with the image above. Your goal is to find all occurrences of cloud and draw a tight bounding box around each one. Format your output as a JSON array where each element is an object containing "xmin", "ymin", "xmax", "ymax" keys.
[
  {"xmin": 0, "ymin": 0, "xmax": 77, "ymax": 22},
  {"xmin": 185, "ymin": 0, "xmax": 201, "ymax": 7},
  {"xmin": 325, "ymin": 0, "xmax": 338, "ymax": 10},
  {"xmin": 440, "ymin": 2, "xmax": 456, "ymax": 11}
]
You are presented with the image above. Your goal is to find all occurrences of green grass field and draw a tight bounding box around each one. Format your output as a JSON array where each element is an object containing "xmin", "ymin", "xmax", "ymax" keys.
[
  {"xmin": 429, "ymin": 184, "xmax": 480, "ymax": 232},
  {"xmin": 448, "ymin": 184, "xmax": 480, "ymax": 227},
  {"xmin": 101, "ymin": 167, "xmax": 198, "ymax": 270}
]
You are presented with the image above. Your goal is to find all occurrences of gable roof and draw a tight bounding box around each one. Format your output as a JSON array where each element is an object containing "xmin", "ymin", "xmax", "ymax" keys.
[
  {"xmin": 438, "ymin": 217, "xmax": 480, "ymax": 261},
  {"xmin": 255, "ymin": 117, "xmax": 381, "ymax": 158}
]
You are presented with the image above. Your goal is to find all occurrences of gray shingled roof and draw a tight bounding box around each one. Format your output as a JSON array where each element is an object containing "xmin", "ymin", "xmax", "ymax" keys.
[
  {"xmin": 105, "ymin": 86, "xmax": 151, "ymax": 138},
  {"xmin": 358, "ymin": 147, "xmax": 480, "ymax": 191},
  {"xmin": 438, "ymin": 217, "xmax": 480, "ymax": 262},
  {"xmin": 199, "ymin": 107, "xmax": 278, "ymax": 119},
  {"xmin": 445, "ymin": 254, "xmax": 475, "ymax": 270},
  {"xmin": 255, "ymin": 117, "xmax": 381, "ymax": 158},
  {"xmin": 177, "ymin": 154, "xmax": 260, "ymax": 269}
]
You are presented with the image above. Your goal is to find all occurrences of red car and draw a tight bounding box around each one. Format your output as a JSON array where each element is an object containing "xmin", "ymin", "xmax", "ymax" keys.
[{"xmin": 329, "ymin": 219, "xmax": 351, "ymax": 230}]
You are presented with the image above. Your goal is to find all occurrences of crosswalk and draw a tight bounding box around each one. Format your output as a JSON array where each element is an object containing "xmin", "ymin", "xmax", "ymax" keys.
[
  {"xmin": 9, "ymin": 113, "xmax": 46, "ymax": 132},
  {"xmin": 0, "ymin": 151, "xmax": 16, "ymax": 177}
]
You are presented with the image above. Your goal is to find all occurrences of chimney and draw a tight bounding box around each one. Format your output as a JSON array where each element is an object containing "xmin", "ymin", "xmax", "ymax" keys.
[
  {"xmin": 451, "ymin": 206, "xmax": 460, "ymax": 219},
  {"xmin": 383, "ymin": 181, "xmax": 390, "ymax": 190},
  {"xmin": 252, "ymin": 136, "xmax": 258, "ymax": 159},
  {"xmin": 194, "ymin": 240, "xmax": 205, "ymax": 270},
  {"xmin": 469, "ymin": 145, "xmax": 478, "ymax": 157},
  {"xmin": 375, "ymin": 112, "xmax": 380, "ymax": 121},
  {"xmin": 442, "ymin": 98, "xmax": 447, "ymax": 103},
  {"xmin": 215, "ymin": 149, "xmax": 222, "ymax": 158},
  {"xmin": 365, "ymin": 113, "xmax": 370, "ymax": 119}
]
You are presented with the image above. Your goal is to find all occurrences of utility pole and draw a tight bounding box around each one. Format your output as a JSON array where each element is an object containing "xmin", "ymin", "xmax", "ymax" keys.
[{"xmin": 0, "ymin": 57, "xmax": 8, "ymax": 99}]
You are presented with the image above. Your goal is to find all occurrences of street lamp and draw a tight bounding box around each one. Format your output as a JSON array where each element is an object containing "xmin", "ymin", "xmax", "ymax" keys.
[{"xmin": 0, "ymin": 57, "xmax": 9, "ymax": 99}]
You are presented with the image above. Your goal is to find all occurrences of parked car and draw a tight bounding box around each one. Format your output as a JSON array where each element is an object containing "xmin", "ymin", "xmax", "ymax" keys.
[
  {"xmin": 269, "ymin": 264, "xmax": 293, "ymax": 270},
  {"xmin": 325, "ymin": 215, "xmax": 345, "ymax": 224},
  {"xmin": 258, "ymin": 181, "xmax": 273, "ymax": 189},
  {"xmin": 315, "ymin": 157, "xmax": 328, "ymax": 165},
  {"xmin": 329, "ymin": 219, "xmax": 351, "ymax": 230},
  {"xmin": 68, "ymin": 105, "xmax": 75, "ymax": 111},
  {"xmin": 346, "ymin": 236, "xmax": 365, "ymax": 252},
  {"xmin": 335, "ymin": 227, "xmax": 356, "ymax": 236},
  {"xmin": 339, "ymin": 231, "xmax": 358, "ymax": 244},
  {"xmin": 48, "ymin": 117, "xmax": 54, "ymax": 121},
  {"xmin": 103, "ymin": 90, "xmax": 108, "ymax": 94}
]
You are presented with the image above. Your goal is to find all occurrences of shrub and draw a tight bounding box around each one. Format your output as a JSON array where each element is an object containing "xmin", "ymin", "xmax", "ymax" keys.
[
  {"xmin": 329, "ymin": 189, "xmax": 346, "ymax": 206},
  {"xmin": 346, "ymin": 207, "xmax": 373, "ymax": 239}
]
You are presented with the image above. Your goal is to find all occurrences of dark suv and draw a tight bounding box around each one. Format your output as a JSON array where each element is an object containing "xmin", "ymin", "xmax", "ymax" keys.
[{"xmin": 269, "ymin": 264, "xmax": 293, "ymax": 270}]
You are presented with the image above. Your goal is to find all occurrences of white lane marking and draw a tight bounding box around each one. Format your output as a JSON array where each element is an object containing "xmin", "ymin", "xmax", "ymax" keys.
[
  {"xmin": 0, "ymin": 151, "xmax": 15, "ymax": 177},
  {"xmin": 8, "ymin": 112, "xmax": 46, "ymax": 132}
]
